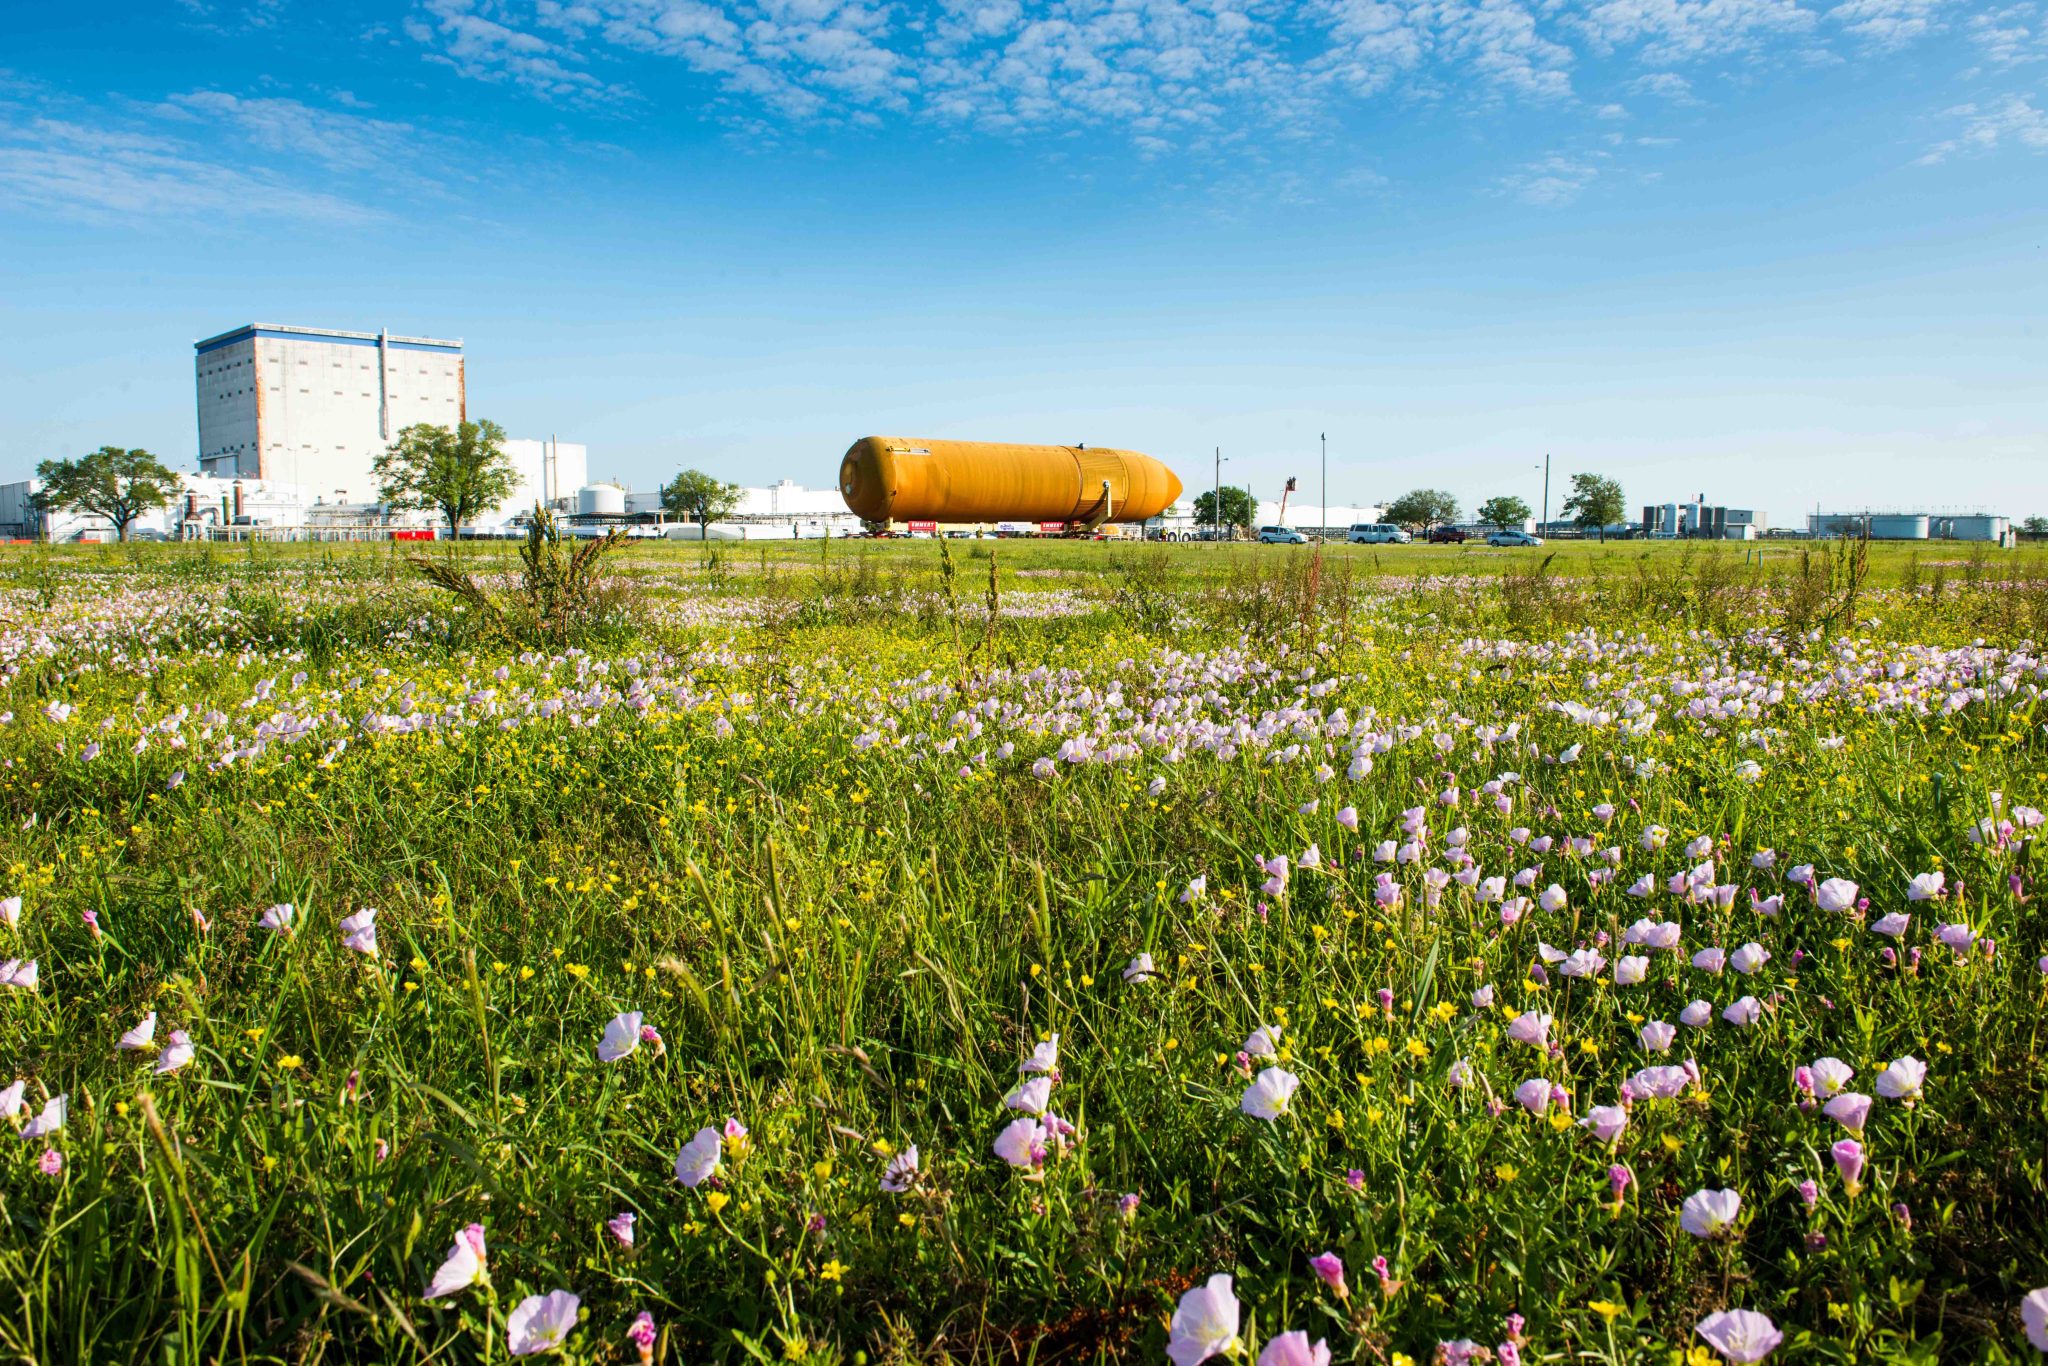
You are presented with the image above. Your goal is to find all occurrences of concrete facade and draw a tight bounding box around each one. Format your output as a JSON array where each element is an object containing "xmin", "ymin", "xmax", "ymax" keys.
[{"xmin": 196, "ymin": 324, "xmax": 465, "ymax": 503}]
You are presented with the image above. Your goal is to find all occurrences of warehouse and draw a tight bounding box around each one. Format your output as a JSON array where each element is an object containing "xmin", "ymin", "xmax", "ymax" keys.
[{"xmin": 195, "ymin": 323, "xmax": 465, "ymax": 504}]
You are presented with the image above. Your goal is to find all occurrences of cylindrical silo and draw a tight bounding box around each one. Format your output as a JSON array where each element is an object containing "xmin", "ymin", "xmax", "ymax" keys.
[
  {"xmin": 838, "ymin": 437, "xmax": 1183, "ymax": 525},
  {"xmin": 1867, "ymin": 514, "xmax": 1929, "ymax": 540},
  {"xmin": 1944, "ymin": 515, "xmax": 2001, "ymax": 541},
  {"xmin": 577, "ymin": 484, "xmax": 626, "ymax": 518}
]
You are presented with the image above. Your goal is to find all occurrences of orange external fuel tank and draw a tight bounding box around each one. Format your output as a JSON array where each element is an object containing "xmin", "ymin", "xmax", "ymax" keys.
[{"xmin": 838, "ymin": 437, "xmax": 1183, "ymax": 525}]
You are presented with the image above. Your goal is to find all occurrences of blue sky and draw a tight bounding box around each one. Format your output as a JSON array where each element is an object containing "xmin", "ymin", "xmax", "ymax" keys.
[{"xmin": 2, "ymin": 0, "xmax": 2044, "ymax": 523}]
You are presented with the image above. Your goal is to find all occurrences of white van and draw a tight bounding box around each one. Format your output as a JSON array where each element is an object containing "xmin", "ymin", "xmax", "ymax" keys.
[{"xmin": 1348, "ymin": 523, "xmax": 1411, "ymax": 545}]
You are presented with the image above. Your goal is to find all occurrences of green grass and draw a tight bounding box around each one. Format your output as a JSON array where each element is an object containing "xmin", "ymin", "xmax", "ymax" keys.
[{"xmin": 0, "ymin": 539, "xmax": 2045, "ymax": 1364}]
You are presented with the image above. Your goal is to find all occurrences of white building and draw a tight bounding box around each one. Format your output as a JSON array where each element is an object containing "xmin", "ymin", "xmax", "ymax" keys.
[
  {"xmin": 615, "ymin": 478, "xmax": 862, "ymax": 537},
  {"xmin": 496, "ymin": 439, "xmax": 589, "ymax": 525},
  {"xmin": 1148, "ymin": 499, "xmax": 1387, "ymax": 539},
  {"xmin": 0, "ymin": 473, "xmax": 319, "ymax": 542},
  {"xmin": 195, "ymin": 323, "xmax": 465, "ymax": 504},
  {"xmin": 733, "ymin": 479, "xmax": 850, "ymax": 520}
]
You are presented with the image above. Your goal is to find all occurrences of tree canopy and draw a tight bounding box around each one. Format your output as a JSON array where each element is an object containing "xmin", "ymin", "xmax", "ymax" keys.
[
  {"xmin": 661, "ymin": 470, "xmax": 742, "ymax": 527},
  {"xmin": 1192, "ymin": 486, "xmax": 1254, "ymax": 532},
  {"xmin": 1477, "ymin": 495, "xmax": 1533, "ymax": 532},
  {"xmin": 1562, "ymin": 473, "xmax": 1627, "ymax": 541},
  {"xmin": 1383, "ymin": 488, "xmax": 1461, "ymax": 532},
  {"xmin": 32, "ymin": 447, "xmax": 179, "ymax": 542},
  {"xmin": 373, "ymin": 419, "xmax": 518, "ymax": 536}
]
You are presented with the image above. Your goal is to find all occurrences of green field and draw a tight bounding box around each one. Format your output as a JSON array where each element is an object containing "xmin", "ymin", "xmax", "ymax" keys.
[{"xmin": 2, "ymin": 535, "xmax": 2047, "ymax": 1364}]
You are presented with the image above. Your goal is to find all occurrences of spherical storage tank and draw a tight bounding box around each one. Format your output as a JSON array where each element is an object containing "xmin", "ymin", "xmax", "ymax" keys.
[
  {"xmin": 838, "ymin": 437, "xmax": 1182, "ymax": 525},
  {"xmin": 576, "ymin": 484, "xmax": 626, "ymax": 517}
]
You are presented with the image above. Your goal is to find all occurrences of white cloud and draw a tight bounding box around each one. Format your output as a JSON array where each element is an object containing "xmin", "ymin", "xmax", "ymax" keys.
[
  {"xmin": 401, "ymin": 0, "xmax": 1588, "ymax": 147},
  {"xmin": 1570, "ymin": 0, "xmax": 1816, "ymax": 64},
  {"xmin": 156, "ymin": 91, "xmax": 425, "ymax": 172},
  {"xmin": 1496, "ymin": 150, "xmax": 1601, "ymax": 204},
  {"xmin": 1626, "ymin": 70, "xmax": 1695, "ymax": 99},
  {"xmin": 374, "ymin": 0, "xmax": 2011, "ymax": 177},
  {"xmin": 0, "ymin": 116, "xmax": 385, "ymax": 225},
  {"xmin": 1630, "ymin": 70, "xmax": 1695, "ymax": 101},
  {"xmin": 174, "ymin": 0, "xmax": 290, "ymax": 32},
  {"xmin": 412, "ymin": 0, "xmax": 627, "ymax": 102},
  {"xmin": 1965, "ymin": 3, "xmax": 2043, "ymax": 64},
  {"xmin": 1829, "ymin": 0, "xmax": 1952, "ymax": 47},
  {"xmin": 1918, "ymin": 91, "xmax": 2048, "ymax": 160}
]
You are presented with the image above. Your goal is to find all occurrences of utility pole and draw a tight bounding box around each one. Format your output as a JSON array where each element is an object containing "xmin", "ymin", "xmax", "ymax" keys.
[
  {"xmin": 1213, "ymin": 447, "xmax": 1222, "ymax": 543},
  {"xmin": 1540, "ymin": 452, "xmax": 1551, "ymax": 535},
  {"xmin": 1320, "ymin": 432, "xmax": 1327, "ymax": 542}
]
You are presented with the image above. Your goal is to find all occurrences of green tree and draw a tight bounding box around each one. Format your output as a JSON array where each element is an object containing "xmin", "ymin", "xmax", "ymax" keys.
[
  {"xmin": 1384, "ymin": 488, "xmax": 1461, "ymax": 533},
  {"xmin": 1192, "ymin": 486, "xmax": 1255, "ymax": 536},
  {"xmin": 31, "ymin": 446, "xmax": 179, "ymax": 542},
  {"xmin": 661, "ymin": 469, "xmax": 742, "ymax": 527},
  {"xmin": 1477, "ymin": 495, "xmax": 1533, "ymax": 533},
  {"xmin": 373, "ymin": 418, "xmax": 517, "ymax": 537},
  {"xmin": 1563, "ymin": 473, "xmax": 1627, "ymax": 542},
  {"xmin": 2020, "ymin": 516, "xmax": 2048, "ymax": 539}
]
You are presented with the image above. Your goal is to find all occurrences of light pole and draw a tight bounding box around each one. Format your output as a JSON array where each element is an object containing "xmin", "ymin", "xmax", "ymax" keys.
[
  {"xmin": 1320, "ymin": 432, "xmax": 1327, "ymax": 542},
  {"xmin": 1537, "ymin": 453, "xmax": 1551, "ymax": 535},
  {"xmin": 1212, "ymin": 448, "xmax": 1231, "ymax": 543},
  {"xmin": 1212, "ymin": 447, "xmax": 1219, "ymax": 542}
]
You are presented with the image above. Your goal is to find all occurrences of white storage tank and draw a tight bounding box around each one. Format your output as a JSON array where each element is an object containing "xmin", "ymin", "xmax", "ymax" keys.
[
  {"xmin": 1943, "ymin": 515, "xmax": 2006, "ymax": 542},
  {"xmin": 1868, "ymin": 514, "xmax": 1929, "ymax": 540},
  {"xmin": 576, "ymin": 484, "xmax": 626, "ymax": 517}
]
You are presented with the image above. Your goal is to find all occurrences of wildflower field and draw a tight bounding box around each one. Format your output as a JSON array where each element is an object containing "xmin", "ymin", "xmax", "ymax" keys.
[{"xmin": 5, "ymin": 535, "xmax": 2048, "ymax": 1365}]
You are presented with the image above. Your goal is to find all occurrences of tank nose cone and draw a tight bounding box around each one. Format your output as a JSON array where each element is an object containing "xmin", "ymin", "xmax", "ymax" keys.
[{"xmin": 838, "ymin": 442, "xmax": 887, "ymax": 519}]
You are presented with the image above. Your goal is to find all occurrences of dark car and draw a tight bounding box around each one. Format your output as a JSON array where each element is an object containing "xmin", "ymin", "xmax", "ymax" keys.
[{"xmin": 1427, "ymin": 526, "xmax": 1467, "ymax": 544}]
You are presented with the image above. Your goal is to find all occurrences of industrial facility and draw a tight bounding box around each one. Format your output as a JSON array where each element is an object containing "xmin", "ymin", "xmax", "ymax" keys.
[
  {"xmin": 6, "ymin": 319, "xmax": 2032, "ymax": 548},
  {"xmin": 196, "ymin": 323, "xmax": 467, "ymax": 502},
  {"xmin": 1807, "ymin": 511, "xmax": 2012, "ymax": 544},
  {"xmin": 1636, "ymin": 497, "xmax": 2012, "ymax": 546},
  {"xmin": 1641, "ymin": 500, "xmax": 1767, "ymax": 540},
  {"xmin": 1, "ymin": 321, "xmax": 599, "ymax": 541}
]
